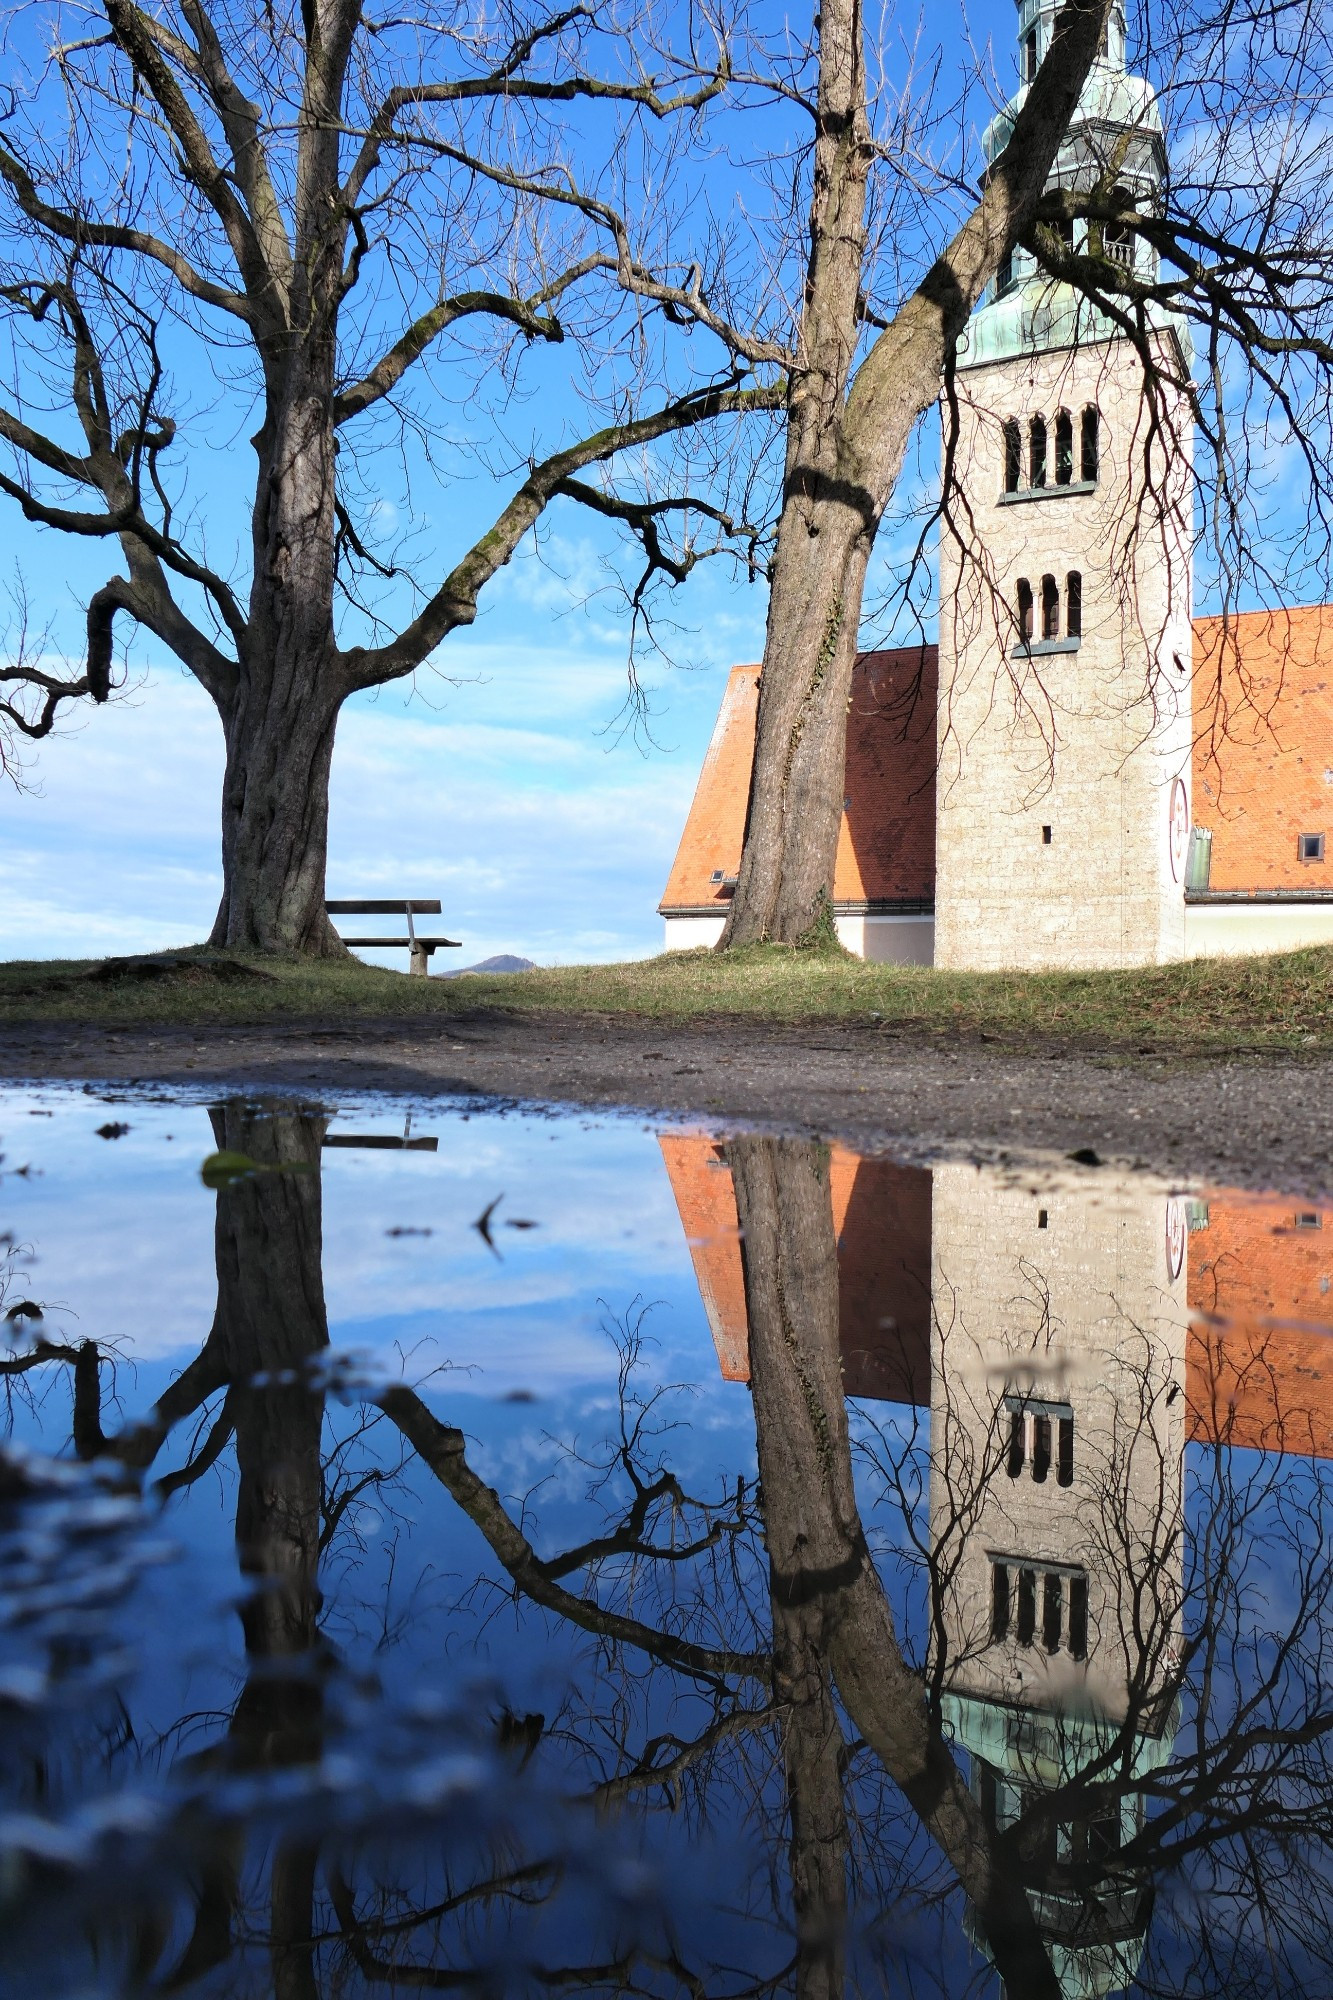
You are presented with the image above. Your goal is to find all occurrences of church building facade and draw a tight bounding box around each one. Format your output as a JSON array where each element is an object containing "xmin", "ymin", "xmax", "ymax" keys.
[{"xmin": 660, "ymin": 1, "xmax": 1333, "ymax": 971}]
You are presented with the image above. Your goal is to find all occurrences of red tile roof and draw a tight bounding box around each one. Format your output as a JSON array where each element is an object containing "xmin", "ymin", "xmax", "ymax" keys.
[
  {"xmin": 660, "ymin": 648, "xmax": 937, "ymax": 914},
  {"xmin": 1193, "ymin": 607, "xmax": 1333, "ymax": 891},
  {"xmin": 664, "ymin": 612, "xmax": 1333, "ymax": 913}
]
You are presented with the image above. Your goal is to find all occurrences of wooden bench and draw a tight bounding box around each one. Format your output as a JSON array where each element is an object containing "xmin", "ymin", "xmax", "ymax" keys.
[{"xmin": 327, "ymin": 899, "xmax": 460, "ymax": 977}]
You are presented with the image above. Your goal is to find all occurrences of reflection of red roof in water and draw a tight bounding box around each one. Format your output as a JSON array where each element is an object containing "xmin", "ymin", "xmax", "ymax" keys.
[
  {"xmin": 657, "ymin": 1135, "xmax": 749, "ymax": 1383},
  {"xmin": 665, "ymin": 1141, "xmax": 1333, "ymax": 1457},
  {"xmin": 659, "ymin": 1136, "xmax": 932, "ymax": 1404},
  {"xmin": 1187, "ymin": 1196, "xmax": 1333, "ymax": 1457}
]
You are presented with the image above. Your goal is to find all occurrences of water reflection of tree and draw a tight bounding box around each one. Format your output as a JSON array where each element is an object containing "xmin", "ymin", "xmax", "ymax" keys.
[{"xmin": 10, "ymin": 1118, "xmax": 1333, "ymax": 1995}]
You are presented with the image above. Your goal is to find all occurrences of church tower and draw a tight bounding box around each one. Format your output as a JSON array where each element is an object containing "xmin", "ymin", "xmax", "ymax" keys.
[{"xmin": 934, "ymin": 1, "xmax": 1194, "ymax": 971}]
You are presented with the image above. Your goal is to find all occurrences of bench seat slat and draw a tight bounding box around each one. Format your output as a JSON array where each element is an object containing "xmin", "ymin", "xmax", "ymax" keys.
[{"xmin": 341, "ymin": 936, "xmax": 460, "ymax": 948}]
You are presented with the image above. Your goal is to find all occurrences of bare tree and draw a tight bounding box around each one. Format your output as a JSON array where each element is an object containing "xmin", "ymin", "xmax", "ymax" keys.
[
  {"xmin": 0, "ymin": 0, "xmax": 779, "ymax": 948},
  {"xmin": 712, "ymin": 0, "xmax": 1333, "ymax": 947},
  {"xmin": 0, "ymin": 571, "xmax": 109, "ymax": 784}
]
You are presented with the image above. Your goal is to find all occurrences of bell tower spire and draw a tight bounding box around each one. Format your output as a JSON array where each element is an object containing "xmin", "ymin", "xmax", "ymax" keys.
[{"xmin": 933, "ymin": 2, "xmax": 1195, "ymax": 971}]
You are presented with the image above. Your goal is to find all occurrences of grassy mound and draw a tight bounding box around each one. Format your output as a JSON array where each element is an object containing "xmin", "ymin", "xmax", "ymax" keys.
[{"xmin": 1, "ymin": 939, "xmax": 1331, "ymax": 1055}]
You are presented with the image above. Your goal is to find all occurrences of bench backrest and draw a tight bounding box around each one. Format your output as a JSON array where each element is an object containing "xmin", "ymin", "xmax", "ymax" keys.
[{"xmin": 326, "ymin": 900, "xmax": 442, "ymax": 915}]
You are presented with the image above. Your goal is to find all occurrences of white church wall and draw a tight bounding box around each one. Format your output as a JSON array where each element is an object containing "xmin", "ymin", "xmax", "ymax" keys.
[
  {"xmin": 1185, "ymin": 900, "xmax": 1333, "ymax": 957},
  {"xmin": 662, "ymin": 914, "xmax": 726, "ymax": 951},
  {"xmin": 846, "ymin": 913, "xmax": 935, "ymax": 963},
  {"xmin": 663, "ymin": 911, "xmax": 936, "ymax": 962}
]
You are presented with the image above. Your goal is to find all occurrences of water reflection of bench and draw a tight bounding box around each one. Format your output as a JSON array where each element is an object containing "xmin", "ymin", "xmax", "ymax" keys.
[{"xmin": 322, "ymin": 1113, "xmax": 437, "ymax": 1153}]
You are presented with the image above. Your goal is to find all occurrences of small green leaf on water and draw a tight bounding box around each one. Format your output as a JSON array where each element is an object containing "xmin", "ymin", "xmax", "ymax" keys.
[
  {"xmin": 199, "ymin": 1151, "xmax": 312, "ymax": 1189},
  {"xmin": 200, "ymin": 1150, "xmax": 261, "ymax": 1188}
]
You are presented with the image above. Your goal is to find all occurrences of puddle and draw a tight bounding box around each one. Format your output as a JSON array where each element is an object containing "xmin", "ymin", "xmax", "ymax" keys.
[{"xmin": 2, "ymin": 1086, "xmax": 1332, "ymax": 1996}]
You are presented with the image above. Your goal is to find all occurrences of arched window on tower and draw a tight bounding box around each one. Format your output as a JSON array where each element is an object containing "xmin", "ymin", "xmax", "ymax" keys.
[
  {"xmin": 1032, "ymin": 1414, "xmax": 1052, "ymax": 1482},
  {"xmin": 1017, "ymin": 577, "xmax": 1034, "ymax": 642},
  {"xmin": 1016, "ymin": 1567, "xmax": 1037, "ymax": 1646},
  {"xmin": 1055, "ymin": 409, "xmax": 1074, "ymax": 485},
  {"xmin": 995, "ymin": 252, "xmax": 1014, "ymax": 299},
  {"xmin": 1025, "ymin": 27, "xmax": 1038, "ymax": 82},
  {"xmin": 1029, "ymin": 414, "xmax": 1047, "ymax": 489},
  {"xmin": 1003, "ymin": 419, "xmax": 1022, "ymax": 493},
  {"xmin": 1080, "ymin": 405, "xmax": 1100, "ymax": 482},
  {"xmin": 1068, "ymin": 1575, "xmax": 1089, "ymax": 1658},
  {"xmin": 1066, "ymin": 571, "xmax": 1083, "ymax": 639},
  {"xmin": 991, "ymin": 1562, "xmax": 1011, "ymax": 1641},
  {"xmin": 1041, "ymin": 573, "xmax": 1060, "ymax": 640}
]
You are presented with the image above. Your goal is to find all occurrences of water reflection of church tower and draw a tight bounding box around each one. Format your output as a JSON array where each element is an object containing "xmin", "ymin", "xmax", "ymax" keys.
[{"xmin": 929, "ymin": 1163, "xmax": 1190, "ymax": 1996}]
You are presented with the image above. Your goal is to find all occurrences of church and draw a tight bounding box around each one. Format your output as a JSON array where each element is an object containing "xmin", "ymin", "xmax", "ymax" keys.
[{"xmin": 661, "ymin": 0, "xmax": 1333, "ymax": 972}]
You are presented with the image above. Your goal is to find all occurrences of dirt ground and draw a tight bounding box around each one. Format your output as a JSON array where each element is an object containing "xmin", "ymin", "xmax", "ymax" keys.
[{"xmin": 2, "ymin": 1008, "xmax": 1331, "ymax": 1197}]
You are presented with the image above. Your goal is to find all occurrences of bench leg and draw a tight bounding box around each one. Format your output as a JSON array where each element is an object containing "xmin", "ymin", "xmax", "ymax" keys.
[{"xmin": 409, "ymin": 941, "xmax": 428, "ymax": 977}]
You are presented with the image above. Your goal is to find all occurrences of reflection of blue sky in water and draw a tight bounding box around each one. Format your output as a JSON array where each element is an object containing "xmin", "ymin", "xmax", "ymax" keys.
[
  {"xmin": 0, "ymin": 1084, "xmax": 783, "ymax": 1739},
  {"xmin": 2, "ymin": 1083, "xmax": 731, "ymax": 1389},
  {"xmin": 0, "ymin": 1085, "xmax": 812, "ymax": 1994},
  {"xmin": 8, "ymin": 1086, "xmax": 1333, "ymax": 1997},
  {"xmin": 0, "ymin": 1084, "xmax": 776, "ymax": 1688}
]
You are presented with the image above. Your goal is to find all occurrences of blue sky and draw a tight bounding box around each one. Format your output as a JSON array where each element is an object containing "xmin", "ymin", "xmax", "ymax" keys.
[{"xmin": 2, "ymin": 0, "xmax": 1308, "ymax": 968}]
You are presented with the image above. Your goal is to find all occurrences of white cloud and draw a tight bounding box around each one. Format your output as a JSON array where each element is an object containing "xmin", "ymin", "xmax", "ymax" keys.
[
  {"xmin": 0, "ymin": 637, "xmax": 731, "ymax": 965},
  {"xmin": 0, "ymin": 1091, "xmax": 719, "ymax": 1402}
]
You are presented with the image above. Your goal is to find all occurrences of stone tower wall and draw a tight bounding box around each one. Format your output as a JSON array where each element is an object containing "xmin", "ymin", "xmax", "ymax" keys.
[{"xmin": 935, "ymin": 335, "xmax": 1194, "ymax": 970}]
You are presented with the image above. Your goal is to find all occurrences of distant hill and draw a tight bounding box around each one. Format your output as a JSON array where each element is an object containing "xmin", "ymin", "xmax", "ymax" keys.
[{"xmin": 438, "ymin": 954, "xmax": 537, "ymax": 979}]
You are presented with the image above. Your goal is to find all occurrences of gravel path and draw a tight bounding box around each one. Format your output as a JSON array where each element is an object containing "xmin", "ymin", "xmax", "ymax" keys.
[{"xmin": 3, "ymin": 1011, "xmax": 1330, "ymax": 1196}]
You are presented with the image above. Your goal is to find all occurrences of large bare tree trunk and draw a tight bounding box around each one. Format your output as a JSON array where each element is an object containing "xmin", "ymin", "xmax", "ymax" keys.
[
  {"xmin": 721, "ymin": 0, "xmax": 1114, "ymax": 947},
  {"xmin": 210, "ymin": 334, "xmax": 347, "ymax": 955},
  {"xmin": 732, "ymin": 1136, "xmax": 850, "ymax": 1994},
  {"xmin": 210, "ymin": 669, "xmax": 344, "ymax": 956},
  {"xmin": 94, "ymin": 1102, "xmax": 333, "ymax": 1988},
  {"xmin": 720, "ymin": 0, "xmax": 871, "ymax": 949},
  {"xmin": 216, "ymin": 1103, "xmax": 329, "ymax": 1998}
]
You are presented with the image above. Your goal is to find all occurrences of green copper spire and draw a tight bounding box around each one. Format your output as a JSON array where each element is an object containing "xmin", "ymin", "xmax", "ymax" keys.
[{"xmin": 959, "ymin": 0, "xmax": 1190, "ymax": 369}]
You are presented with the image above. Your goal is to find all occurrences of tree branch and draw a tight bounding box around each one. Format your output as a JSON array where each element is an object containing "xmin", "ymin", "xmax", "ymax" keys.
[
  {"xmin": 375, "ymin": 1383, "xmax": 766, "ymax": 1682},
  {"xmin": 101, "ymin": 0, "xmax": 285, "ymax": 325},
  {"xmin": 555, "ymin": 474, "xmax": 768, "ymax": 602},
  {"xmin": 333, "ymin": 257, "xmax": 613, "ymax": 425},
  {"xmin": 0, "ymin": 143, "xmax": 254, "ymax": 322},
  {"xmin": 340, "ymin": 376, "xmax": 785, "ymax": 688},
  {"xmin": 359, "ymin": 133, "xmax": 789, "ymax": 370},
  {"xmin": 342, "ymin": 4, "xmax": 728, "ymax": 209}
]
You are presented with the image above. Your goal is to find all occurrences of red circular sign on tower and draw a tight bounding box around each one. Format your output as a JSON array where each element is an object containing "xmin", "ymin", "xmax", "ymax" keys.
[
  {"xmin": 1169, "ymin": 777, "xmax": 1190, "ymax": 882},
  {"xmin": 1166, "ymin": 1197, "xmax": 1188, "ymax": 1282}
]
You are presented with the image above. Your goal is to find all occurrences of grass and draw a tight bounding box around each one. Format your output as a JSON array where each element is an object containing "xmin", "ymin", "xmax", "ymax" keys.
[{"xmin": 1, "ymin": 939, "xmax": 1332, "ymax": 1056}]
